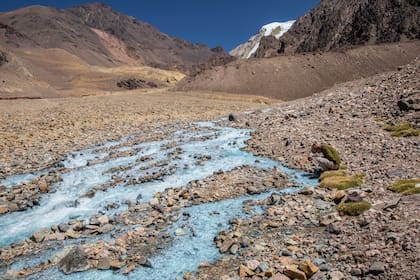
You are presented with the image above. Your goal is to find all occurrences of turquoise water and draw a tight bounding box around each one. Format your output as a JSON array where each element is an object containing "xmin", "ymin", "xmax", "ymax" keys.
[{"xmin": 1, "ymin": 121, "xmax": 316, "ymax": 279}]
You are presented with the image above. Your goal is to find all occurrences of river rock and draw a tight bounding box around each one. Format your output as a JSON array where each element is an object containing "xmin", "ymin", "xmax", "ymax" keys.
[
  {"xmin": 32, "ymin": 228, "xmax": 50, "ymax": 243},
  {"xmin": 58, "ymin": 246, "xmax": 90, "ymax": 274},
  {"xmin": 65, "ymin": 229, "xmax": 81, "ymax": 239},
  {"xmin": 284, "ymin": 265, "xmax": 307, "ymax": 280},
  {"xmin": 268, "ymin": 193, "xmax": 283, "ymax": 205},
  {"xmin": 298, "ymin": 260, "xmax": 319, "ymax": 277},
  {"xmin": 174, "ymin": 228, "xmax": 185, "ymax": 236},
  {"xmin": 99, "ymin": 224, "xmax": 114, "ymax": 233},
  {"xmin": 269, "ymin": 274, "xmax": 291, "ymax": 280},
  {"xmin": 229, "ymin": 243, "xmax": 239, "ymax": 254},
  {"xmin": 326, "ymin": 223, "xmax": 341, "ymax": 234},
  {"xmin": 0, "ymin": 206, "xmax": 8, "ymax": 214},
  {"xmin": 246, "ymin": 260, "xmax": 260, "ymax": 271},
  {"xmin": 138, "ymin": 256, "xmax": 152, "ymax": 267},
  {"xmin": 150, "ymin": 198, "xmax": 160, "ymax": 207},
  {"xmin": 328, "ymin": 271, "xmax": 344, "ymax": 280},
  {"xmin": 71, "ymin": 221, "xmax": 83, "ymax": 231},
  {"xmin": 97, "ymin": 256, "xmax": 111, "ymax": 270},
  {"xmin": 39, "ymin": 183, "xmax": 49, "ymax": 193},
  {"xmin": 110, "ymin": 259, "xmax": 125, "ymax": 269},
  {"xmin": 44, "ymin": 232, "xmax": 65, "ymax": 241},
  {"xmin": 299, "ymin": 186, "xmax": 314, "ymax": 195},
  {"xmin": 58, "ymin": 223, "xmax": 70, "ymax": 232},
  {"xmin": 368, "ymin": 261, "xmax": 385, "ymax": 275},
  {"xmin": 239, "ymin": 264, "xmax": 255, "ymax": 277},
  {"xmin": 246, "ymin": 186, "xmax": 260, "ymax": 195},
  {"xmin": 98, "ymin": 215, "xmax": 109, "ymax": 225}
]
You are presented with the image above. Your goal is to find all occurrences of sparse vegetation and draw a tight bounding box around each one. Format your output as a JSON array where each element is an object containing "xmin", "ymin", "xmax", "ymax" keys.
[
  {"xmin": 338, "ymin": 201, "xmax": 372, "ymax": 216},
  {"xmin": 319, "ymin": 171, "xmax": 364, "ymax": 190},
  {"xmin": 319, "ymin": 170, "xmax": 346, "ymax": 181},
  {"xmin": 374, "ymin": 117, "xmax": 387, "ymax": 122},
  {"xmin": 390, "ymin": 129, "xmax": 420, "ymax": 137},
  {"xmin": 383, "ymin": 122, "xmax": 419, "ymax": 137},
  {"xmin": 321, "ymin": 144, "xmax": 341, "ymax": 164},
  {"xmin": 388, "ymin": 178, "xmax": 420, "ymax": 195},
  {"xmin": 383, "ymin": 122, "xmax": 412, "ymax": 131}
]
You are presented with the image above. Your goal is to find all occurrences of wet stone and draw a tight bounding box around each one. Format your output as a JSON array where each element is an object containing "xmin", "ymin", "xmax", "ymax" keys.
[
  {"xmin": 58, "ymin": 246, "xmax": 90, "ymax": 275},
  {"xmin": 98, "ymin": 224, "xmax": 115, "ymax": 233}
]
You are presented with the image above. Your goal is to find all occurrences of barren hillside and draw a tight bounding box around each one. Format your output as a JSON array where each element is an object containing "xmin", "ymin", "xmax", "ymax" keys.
[{"xmin": 176, "ymin": 42, "xmax": 420, "ymax": 100}]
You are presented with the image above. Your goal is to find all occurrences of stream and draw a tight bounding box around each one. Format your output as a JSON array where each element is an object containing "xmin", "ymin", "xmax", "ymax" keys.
[{"xmin": 0, "ymin": 121, "xmax": 317, "ymax": 279}]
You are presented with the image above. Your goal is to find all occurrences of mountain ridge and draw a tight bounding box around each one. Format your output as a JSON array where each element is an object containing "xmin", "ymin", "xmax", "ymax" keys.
[
  {"xmin": 230, "ymin": 21, "xmax": 295, "ymax": 59},
  {"xmin": 255, "ymin": 0, "xmax": 420, "ymax": 57},
  {"xmin": 0, "ymin": 2, "xmax": 232, "ymax": 72}
]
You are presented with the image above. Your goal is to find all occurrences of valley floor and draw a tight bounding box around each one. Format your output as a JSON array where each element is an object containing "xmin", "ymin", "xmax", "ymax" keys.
[
  {"xmin": 0, "ymin": 58, "xmax": 419, "ymax": 280},
  {"xmin": 0, "ymin": 89, "xmax": 273, "ymax": 178}
]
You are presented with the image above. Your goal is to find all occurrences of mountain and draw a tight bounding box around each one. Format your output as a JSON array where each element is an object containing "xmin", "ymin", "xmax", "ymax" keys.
[
  {"xmin": 176, "ymin": 0, "xmax": 420, "ymax": 100},
  {"xmin": 255, "ymin": 0, "xmax": 420, "ymax": 57},
  {"xmin": 0, "ymin": 3, "xmax": 231, "ymax": 72},
  {"xmin": 230, "ymin": 21, "xmax": 295, "ymax": 59},
  {"xmin": 175, "ymin": 42, "xmax": 420, "ymax": 100}
]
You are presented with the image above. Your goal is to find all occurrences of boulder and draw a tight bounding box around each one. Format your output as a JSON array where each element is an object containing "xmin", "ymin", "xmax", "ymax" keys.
[
  {"xmin": 97, "ymin": 256, "xmax": 111, "ymax": 270},
  {"xmin": 326, "ymin": 223, "xmax": 341, "ymax": 234},
  {"xmin": 98, "ymin": 224, "xmax": 114, "ymax": 233},
  {"xmin": 368, "ymin": 262, "xmax": 385, "ymax": 275},
  {"xmin": 246, "ymin": 260, "xmax": 260, "ymax": 271},
  {"xmin": 298, "ymin": 260, "xmax": 319, "ymax": 277},
  {"xmin": 299, "ymin": 186, "xmax": 314, "ymax": 195},
  {"xmin": 284, "ymin": 265, "xmax": 307, "ymax": 280},
  {"xmin": 97, "ymin": 215, "xmax": 109, "ymax": 225},
  {"xmin": 0, "ymin": 206, "xmax": 8, "ymax": 215},
  {"xmin": 58, "ymin": 223, "xmax": 70, "ymax": 232},
  {"xmin": 239, "ymin": 264, "xmax": 255, "ymax": 278},
  {"xmin": 32, "ymin": 228, "xmax": 50, "ymax": 243},
  {"xmin": 58, "ymin": 246, "xmax": 90, "ymax": 274}
]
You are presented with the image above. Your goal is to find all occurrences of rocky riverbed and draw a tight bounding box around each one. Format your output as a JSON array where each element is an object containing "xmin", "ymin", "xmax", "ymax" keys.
[
  {"xmin": 0, "ymin": 59, "xmax": 419, "ymax": 280},
  {"xmin": 206, "ymin": 58, "xmax": 419, "ymax": 279}
]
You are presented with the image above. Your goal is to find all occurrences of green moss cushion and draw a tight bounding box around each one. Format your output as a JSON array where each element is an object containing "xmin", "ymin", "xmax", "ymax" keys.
[{"xmin": 321, "ymin": 144, "xmax": 341, "ymax": 165}]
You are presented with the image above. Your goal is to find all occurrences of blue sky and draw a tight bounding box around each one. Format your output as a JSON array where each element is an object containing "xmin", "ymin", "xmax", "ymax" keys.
[{"xmin": 0, "ymin": 1, "xmax": 319, "ymax": 51}]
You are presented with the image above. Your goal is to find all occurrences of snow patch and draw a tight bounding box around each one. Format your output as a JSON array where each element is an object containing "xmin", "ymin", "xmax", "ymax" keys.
[{"xmin": 230, "ymin": 20, "xmax": 296, "ymax": 59}]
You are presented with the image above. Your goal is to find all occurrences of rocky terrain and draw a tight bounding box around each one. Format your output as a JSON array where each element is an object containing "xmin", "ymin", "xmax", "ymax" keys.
[
  {"xmin": 0, "ymin": 3, "xmax": 231, "ymax": 72},
  {"xmin": 200, "ymin": 57, "xmax": 419, "ymax": 279},
  {"xmin": 176, "ymin": 0, "xmax": 420, "ymax": 100},
  {"xmin": 230, "ymin": 21, "xmax": 295, "ymax": 59},
  {"xmin": 0, "ymin": 3, "xmax": 234, "ymax": 99},
  {"xmin": 176, "ymin": 41, "xmax": 420, "ymax": 100},
  {"xmin": 0, "ymin": 56, "xmax": 418, "ymax": 280},
  {"xmin": 0, "ymin": 89, "xmax": 272, "ymax": 178},
  {"xmin": 0, "ymin": 1, "xmax": 419, "ymax": 280},
  {"xmin": 255, "ymin": 0, "xmax": 420, "ymax": 57}
]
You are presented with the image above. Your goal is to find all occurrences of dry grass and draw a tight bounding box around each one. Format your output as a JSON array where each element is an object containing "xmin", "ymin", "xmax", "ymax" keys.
[
  {"xmin": 388, "ymin": 178, "xmax": 420, "ymax": 195},
  {"xmin": 338, "ymin": 201, "xmax": 372, "ymax": 216},
  {"xmin": 319, "ymin": 171, "xmax": 365, "ymax": 190},
  {"xmin": 1, "ymin": 48, "xmax": 185, "ymax": 98},
  {"xmin": 383, "ymin": 122, "xmax": 420, "ymax": 137}
]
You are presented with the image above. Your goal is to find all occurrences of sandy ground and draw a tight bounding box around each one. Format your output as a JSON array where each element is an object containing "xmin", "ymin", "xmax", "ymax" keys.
[{"xmin": 0, "ymin": 89, "xmax": 274, "ymax": 178}]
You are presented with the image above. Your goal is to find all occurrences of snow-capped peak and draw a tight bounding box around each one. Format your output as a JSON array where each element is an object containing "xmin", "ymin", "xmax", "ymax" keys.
[{"xmin": 230, "ymin": 20, "xmax": 295, "ymax": 59}]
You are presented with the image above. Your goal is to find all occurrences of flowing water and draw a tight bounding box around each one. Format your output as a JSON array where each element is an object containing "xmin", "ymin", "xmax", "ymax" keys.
[{"xmin": 0, "ymin": 121, "xmax": 317, "ymax": 279}]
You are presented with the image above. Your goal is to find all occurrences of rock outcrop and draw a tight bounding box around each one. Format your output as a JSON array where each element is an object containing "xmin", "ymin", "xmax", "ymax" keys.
[
  {"xmin": 255, "ymin": 0, "xmax": 420, "ymax": 57},
  {"xmin": 230, "ymin": 21, "xmax": 295, "ymax": 59},
  {"xmin": 58, "ymin": 246, "xmax": 90, "ymax": 275}
]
